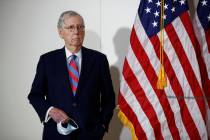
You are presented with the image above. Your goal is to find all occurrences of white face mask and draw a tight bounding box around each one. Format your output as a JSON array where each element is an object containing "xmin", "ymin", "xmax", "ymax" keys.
[{"xmin": 57, "ymin": 118, "xmax": 79, "ymax": 135}]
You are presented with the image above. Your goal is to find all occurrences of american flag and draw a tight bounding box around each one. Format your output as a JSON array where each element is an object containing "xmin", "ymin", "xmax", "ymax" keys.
[{"xmin": 118, "ymin": 0, "xmax": 210, "ymax": 139}]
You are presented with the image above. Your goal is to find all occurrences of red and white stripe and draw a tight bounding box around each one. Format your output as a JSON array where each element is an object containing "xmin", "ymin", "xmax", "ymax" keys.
[{"xmin": 119, "ymin": 9, "xmax": 208, "ymax": 140}]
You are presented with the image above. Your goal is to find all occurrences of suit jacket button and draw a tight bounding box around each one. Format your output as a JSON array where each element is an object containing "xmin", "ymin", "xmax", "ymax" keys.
[{"xmin": 72, "ymin": 102, "xmax": 77, "ymax": 107}]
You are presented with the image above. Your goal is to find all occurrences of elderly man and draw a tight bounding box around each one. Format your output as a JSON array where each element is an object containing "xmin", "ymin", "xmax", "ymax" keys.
[{"xmin": 28, "ymin": 10, "xmax": 115, "ymax": 140}]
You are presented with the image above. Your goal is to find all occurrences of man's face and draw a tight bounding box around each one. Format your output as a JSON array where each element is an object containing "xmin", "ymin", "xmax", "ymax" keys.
[{"xmin": 59, "ymin": 15, "xmax": 85, "ymax": 52}]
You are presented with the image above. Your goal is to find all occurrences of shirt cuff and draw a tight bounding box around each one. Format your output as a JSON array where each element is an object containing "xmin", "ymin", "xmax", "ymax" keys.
[{"xmin": 44, "ymin": 106, "xmax": 54, "ymax": 123}]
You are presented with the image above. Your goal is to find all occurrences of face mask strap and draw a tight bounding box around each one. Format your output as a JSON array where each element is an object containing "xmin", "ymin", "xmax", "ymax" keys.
[{"xmin": 68, "ymin": 117, "xmax": 79, "ymax": 129}]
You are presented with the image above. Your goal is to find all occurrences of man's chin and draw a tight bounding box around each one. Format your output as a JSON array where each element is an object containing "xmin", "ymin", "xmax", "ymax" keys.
[{"xmin": 73, "ymin": 44, "xmax": 82, "ymax": 47}]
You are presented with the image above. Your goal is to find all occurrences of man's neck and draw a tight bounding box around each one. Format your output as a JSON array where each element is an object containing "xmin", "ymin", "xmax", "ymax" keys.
[{"xmin": 65, "ymin": 45, "xmax": 81, "ymax": 54}]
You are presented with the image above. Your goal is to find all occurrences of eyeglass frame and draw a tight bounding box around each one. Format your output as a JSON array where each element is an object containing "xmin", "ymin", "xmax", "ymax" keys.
[{"xmin": 63, "ymin": 24, "xmax": 85, "ymax": 32}]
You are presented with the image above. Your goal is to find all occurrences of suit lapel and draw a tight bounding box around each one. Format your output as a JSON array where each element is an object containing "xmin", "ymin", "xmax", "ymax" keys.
[
  {"xmin": 55, "ymin": 48, "xmax": 73, "ymax": 96},
  {"xmin": 76, "ymin": 47, "xmax": 90, "ymax": 98}
]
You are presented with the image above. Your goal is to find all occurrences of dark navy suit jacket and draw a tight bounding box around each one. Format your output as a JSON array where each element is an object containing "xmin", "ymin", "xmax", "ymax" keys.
[{"xmin": 28, "ymin": 47, "xmax": 115, "ymax": 140}]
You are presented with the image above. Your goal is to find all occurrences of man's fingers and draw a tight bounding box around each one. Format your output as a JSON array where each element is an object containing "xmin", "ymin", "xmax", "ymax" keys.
[
  {"xmin": 49, "ymin": 108, "xmax": 69, "ymax": 123},
  {"xmin": 62, "ymin": 118, "xmax": 70, "ymax": 123}
]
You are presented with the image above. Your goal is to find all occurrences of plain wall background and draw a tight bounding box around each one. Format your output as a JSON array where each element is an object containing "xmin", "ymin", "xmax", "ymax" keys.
[{"xmin": 0, "ymin": 0, "xmax": 139, "ymax": 139}]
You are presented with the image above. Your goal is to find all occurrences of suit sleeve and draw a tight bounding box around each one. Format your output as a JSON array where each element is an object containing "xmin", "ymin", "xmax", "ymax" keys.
[
  {"xmin": 28, "ymin": 55, "xmax": 51, "ymax": 122},
  {"xmin": 99, "ymin": 55, "xmax": 115, "ymax": 131}
]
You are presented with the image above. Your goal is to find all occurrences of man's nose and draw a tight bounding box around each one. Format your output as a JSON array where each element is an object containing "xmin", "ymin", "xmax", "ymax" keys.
[{"xmin": 73, "ymin": 28, "xmax": 79, "ymax": 33}]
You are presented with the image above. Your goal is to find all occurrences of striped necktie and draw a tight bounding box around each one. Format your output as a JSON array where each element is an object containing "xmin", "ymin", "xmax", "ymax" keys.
[{"xmin": 67, "ymin": 55, "xmax": 79, "ymax": 96}]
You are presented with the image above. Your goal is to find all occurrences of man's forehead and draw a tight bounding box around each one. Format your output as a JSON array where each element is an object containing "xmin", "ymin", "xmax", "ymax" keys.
[{"xmin": 64, "ymin": 16, "xmax": 83, "ymax": 24}]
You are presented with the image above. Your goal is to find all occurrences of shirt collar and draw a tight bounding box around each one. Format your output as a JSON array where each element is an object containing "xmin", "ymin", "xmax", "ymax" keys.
[{"xmin": 65, "ymin": 47, "xmax": 82, "ymax": 60}]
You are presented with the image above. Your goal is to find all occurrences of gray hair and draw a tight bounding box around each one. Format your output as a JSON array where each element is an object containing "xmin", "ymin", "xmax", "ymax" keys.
[{"xmin": 57, "ymin": 10, "xmax": 85, "ymax": 29}]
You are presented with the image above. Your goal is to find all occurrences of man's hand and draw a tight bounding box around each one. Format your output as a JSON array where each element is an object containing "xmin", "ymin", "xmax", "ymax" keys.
[{"xmin": 48, "ymin": 107, "xmax": 69, "ymax": 123}]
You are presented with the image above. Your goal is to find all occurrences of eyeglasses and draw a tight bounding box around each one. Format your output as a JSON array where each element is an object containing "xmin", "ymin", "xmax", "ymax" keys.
[{"xmin": 64, "ymin": 25, "xmax": 85, "ymax": 32}]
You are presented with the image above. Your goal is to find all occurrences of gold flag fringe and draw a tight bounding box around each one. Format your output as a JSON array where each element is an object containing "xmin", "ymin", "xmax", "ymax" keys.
[{"xmin": 118, "ymin": 110, "xmax": 138, "ymax": 140}]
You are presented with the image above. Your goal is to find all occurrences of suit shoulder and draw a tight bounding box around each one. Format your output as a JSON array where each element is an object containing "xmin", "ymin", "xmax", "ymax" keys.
[
  {"xmin": 40, "ymin": 48, "xmax": 63, "ymax": 59},
  {"xmin": 82, "ymin": 47, "xmax": 106, "ymax": 58}
]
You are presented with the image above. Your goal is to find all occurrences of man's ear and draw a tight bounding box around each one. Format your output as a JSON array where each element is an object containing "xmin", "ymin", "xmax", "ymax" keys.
[{"xmin": 58, "ymin": 28, "xmax": 63, "ymax": 38}]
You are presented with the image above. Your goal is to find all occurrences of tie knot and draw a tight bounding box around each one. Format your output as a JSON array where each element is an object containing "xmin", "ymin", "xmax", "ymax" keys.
[
  {"xmin": 71, "ymin": 55, "xmax": 77, "ymax": 60},
  {"xmin": 68, "ymin": 55, "xmax": 77, "ymax": 63}
]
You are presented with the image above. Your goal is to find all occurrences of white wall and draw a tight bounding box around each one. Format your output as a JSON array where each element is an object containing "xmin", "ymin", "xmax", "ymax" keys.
[{"xmin": 0, "ymin": 0, "xmax": 139, "ymax": 139}]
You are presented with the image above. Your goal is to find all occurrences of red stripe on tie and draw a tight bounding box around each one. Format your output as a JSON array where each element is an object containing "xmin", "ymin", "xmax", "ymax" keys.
[
  {"xmin": 69, "ymin": 61, "xmax": 79, "ymax": 72},
  {"xmin": 68, "ymin": 70, "xmax": 79, "ymax": 82},
  {"xmin": 71, "ymin": 85, "xmax": 77, "ymax": 93}
]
